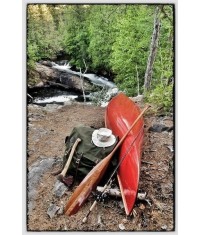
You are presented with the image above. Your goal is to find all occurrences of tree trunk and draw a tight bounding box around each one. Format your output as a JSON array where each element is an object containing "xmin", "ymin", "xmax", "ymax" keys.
[{"xmin": 144, "ymin": 6, "xmax": 163, "ymax": 92}]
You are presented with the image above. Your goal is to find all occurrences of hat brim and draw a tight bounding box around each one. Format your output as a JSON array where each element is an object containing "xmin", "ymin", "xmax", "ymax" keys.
[{"xmin": 92, "ymin": 130, "xmax": 116, "ymax": 147}]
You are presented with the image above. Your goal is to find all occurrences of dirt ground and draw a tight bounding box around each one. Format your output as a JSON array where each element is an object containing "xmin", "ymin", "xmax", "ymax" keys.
[{"xmin": 27, "ymin": 100, "xmax": 174, "ymax": 231}]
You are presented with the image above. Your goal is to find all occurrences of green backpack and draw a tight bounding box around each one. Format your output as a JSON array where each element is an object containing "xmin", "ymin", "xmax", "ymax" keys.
[{"xmin": 62, "ymin": 125, "xmax": 118, "ymax": 184}]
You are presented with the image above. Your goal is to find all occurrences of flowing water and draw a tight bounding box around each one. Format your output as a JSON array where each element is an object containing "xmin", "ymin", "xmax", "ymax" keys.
[{"xmin": 28, "ymin": 62, "xmax": 118, "ymax": 106}]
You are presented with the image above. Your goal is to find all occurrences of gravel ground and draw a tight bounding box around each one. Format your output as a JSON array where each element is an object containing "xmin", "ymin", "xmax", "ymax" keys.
[{"xmin": 27, "ymin": 100, "xmax": 174, "ymax": 231}]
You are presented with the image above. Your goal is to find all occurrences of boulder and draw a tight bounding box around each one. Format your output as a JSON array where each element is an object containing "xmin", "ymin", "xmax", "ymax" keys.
[{"xmin": 28, "ymin": 62, "xmax": 93, "ymax": 93}]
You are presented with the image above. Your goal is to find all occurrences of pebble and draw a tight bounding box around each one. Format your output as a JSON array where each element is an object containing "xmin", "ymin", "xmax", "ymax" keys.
[
  {"xmin": 167, "ymin": 145, "xmax": 174, "ymax": 152},
  {"xmin": 47, "ymin": 203, "xmax": 60, "ymax": 218},
  {"xmin": 118, "ymin": 201, "xmax": 124, "ymax": 209},
  {"xmin": 57, "ymin": 205, "xmax": 64, "ymax": 215},
  {"xmin": 53, "ymin": 180, "xmax": 68, "ymax": 198},
  {"xmin": 148, "ymin": 124, "xmax": 169, "ymax": 133},
  {"xmin": 161, "ymin": 225, "xmax": 168, "ymax": 230},
  {"xmin": 137, "ymin": 192, "xmax": 147, "ymax": 200},
  {"xmin": 119, "ymin": 223, "xmax": 125, "ymax": 230},
  {"xmin": 139, "ymin": 204, "xmax": 146, "ymax": 210}
]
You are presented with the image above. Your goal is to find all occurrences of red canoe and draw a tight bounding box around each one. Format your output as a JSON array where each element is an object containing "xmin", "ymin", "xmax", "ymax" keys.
[{"xmin": 105, "ymin": 93, "xmax": 144, "ymax": 215}]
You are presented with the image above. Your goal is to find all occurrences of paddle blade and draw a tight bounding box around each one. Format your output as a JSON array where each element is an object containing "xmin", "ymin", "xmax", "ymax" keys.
[{"xmin": 64, "ymin": 153, "xmax": 113, "ymax": 216}]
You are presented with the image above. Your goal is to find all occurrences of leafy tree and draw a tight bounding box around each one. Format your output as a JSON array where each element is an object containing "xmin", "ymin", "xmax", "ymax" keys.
[
  {"xmin": 27, "ymin": 4, "xmax": 62, "ymax": 69},
  {"xmin": 144, "ymin": 5, "xmax": 174, "ymax": 112},
  {"xmin": 87, "ymin": 5, "xmax": 120, "ymax": 73},
  {"xmin": 145, "ymin": 83, "xmax": 173, "ymax": 113},
  {"xmin": 110, "ymin": 5, "xmax": 154, "ymax": 96},
  {"xmin": 62, "ymin": 5, "xmax": 90, "ymax": 69},
  {"xmin": 27, "ymin": 4, "xmax": 174, "ymax": 113},
  {"xmin": 153, "ymin": 5, "xmax": 174, "ymax": 86}
]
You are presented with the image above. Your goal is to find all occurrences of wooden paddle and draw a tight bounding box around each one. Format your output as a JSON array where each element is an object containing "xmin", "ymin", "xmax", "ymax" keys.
[{"xmin": 64, "ymin": 105, "xmax": 150, "ymax": 216}]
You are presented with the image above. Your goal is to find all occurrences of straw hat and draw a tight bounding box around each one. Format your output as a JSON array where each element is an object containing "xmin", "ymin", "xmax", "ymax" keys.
[{"xmin": 92, "ymin": 128, "xmax": 116, "ymax": 147}]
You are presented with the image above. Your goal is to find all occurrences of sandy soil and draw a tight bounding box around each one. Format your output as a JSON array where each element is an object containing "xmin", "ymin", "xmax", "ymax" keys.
[{"xmin": 27, "ymin": 100, "xmax": 174, "ymax": 231}]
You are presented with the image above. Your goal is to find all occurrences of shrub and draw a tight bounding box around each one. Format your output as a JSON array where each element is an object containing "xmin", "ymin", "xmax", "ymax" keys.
[{"xmin": 145, "ymin": 83, "xmax": 173, "ymax": 113}]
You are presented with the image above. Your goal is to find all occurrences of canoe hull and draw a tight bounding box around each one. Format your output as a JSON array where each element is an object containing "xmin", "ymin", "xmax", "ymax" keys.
[{"xmin": 105, "ymin": 93, "xmax": 144, "ymax": 215}]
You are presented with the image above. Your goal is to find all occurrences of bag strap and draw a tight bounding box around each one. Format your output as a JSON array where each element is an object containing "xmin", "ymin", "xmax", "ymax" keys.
[{"xmin": 73, "ymin": 152, "xmax": 84, "ymax": 184}]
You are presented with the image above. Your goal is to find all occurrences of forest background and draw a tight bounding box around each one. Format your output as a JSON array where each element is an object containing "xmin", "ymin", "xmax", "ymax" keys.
[{"xmin": 27, "ymin": 4, "xmax": 174, "ymax": 113}]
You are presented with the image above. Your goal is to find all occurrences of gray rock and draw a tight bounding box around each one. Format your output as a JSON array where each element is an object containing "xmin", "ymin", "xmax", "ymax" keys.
[
  {"xmin": 57, "ymin": 205, "xmax": 64, "ymax": 215},
  {"xmin": 47, "ymin": 203, "xmax": 60, "ymax": 219},
  {"xmin": 28, "ymin": 157, "xmax": 58, "ymax": 213},
  {"xmin": 53, "ymin": 180, "xmax": 68, "ymax": 198},
  {"xmin": 46, "ymin": 104, "xmax": 61, "ymax": 110},
  {"xmin": 118, "ymin": 201, "xmax": 124, "ymax": 210},
  {"xmin": 148, "ymin": 124, "xmax": 169, "ymax": 133},
  {"xmin": 131, "ymin": 95, "xmax": 144, "ymax": 102},
  {"xmin": 137, "ymin": 192, "xmax": 147, "ymax": 200}
]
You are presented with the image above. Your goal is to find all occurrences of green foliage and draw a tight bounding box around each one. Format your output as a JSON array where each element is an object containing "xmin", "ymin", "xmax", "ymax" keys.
[
  {"xmin": 90, "ymin": 87, "xmax": 111, "ymax": 106},
  {"xmin": 144, "ymin": 5, "xmax": 174, "ymax": 114},
  {"xmin": 87, "ymin": 5, "xmax": 119, "ymax": 72},
  {"xmin": 110, "ymin": 5, "xmax": 154, "ymax": 96},
  {"xmin": 27, "ymin": 4, "xmax": 62, "ymax": 69},
  {"xmin": 27, "ymin": 41, "xmax": 40, "ymax": 69},
  {"xmin": 62, "ymin": 5, "xmax": 90, "ymax": 69},
  {"xmin": 153, "ymin": 5, "xmax": 174, "ymax": 84},
  {"xmin": 27, "ymin": 4, "xmax": 174, "ymax": 112},
  {"xmin": 145, "ymin": 83, "xmax": 173, "ymax": 113}
]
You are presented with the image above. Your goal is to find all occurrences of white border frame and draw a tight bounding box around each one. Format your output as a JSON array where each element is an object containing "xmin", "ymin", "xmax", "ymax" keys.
[{"xmin": 22, "ymin": 1, "xmax": 177, "ymax": 235}]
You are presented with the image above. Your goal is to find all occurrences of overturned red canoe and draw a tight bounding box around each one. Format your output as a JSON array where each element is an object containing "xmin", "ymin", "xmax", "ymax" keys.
[{"xmin": 105, "ymin": 93, "xmax": 144, "ymax": 215}]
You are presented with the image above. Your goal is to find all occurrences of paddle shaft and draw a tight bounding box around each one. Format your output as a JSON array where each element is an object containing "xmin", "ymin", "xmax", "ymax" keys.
[{"xmin": 82, "ymin": 105, "xmax": 150, "ymax": 223}]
